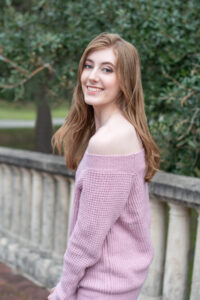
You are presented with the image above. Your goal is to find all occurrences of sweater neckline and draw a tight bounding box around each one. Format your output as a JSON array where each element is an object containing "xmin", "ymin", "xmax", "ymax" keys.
[
  {"xmin": 85, "ymin": 147, "xmax": 145, "ymax": 158},
  {"xmin": 79, "ymin": 147, "xmax": 146, "ymax": 174}
]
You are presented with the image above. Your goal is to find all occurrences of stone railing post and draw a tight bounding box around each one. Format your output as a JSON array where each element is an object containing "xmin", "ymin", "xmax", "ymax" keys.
[
  {"xmin": 11, "ymin": 166, "xmax": 22, "ymax": 241},
  {"xmin": 163, "ymin": 203, "xmax": 190, "ymax": 300},
  {"xmin": 141, "ymin": 195, "xmax": 167, "ymax": 300},
  {"xmin": 2, "ymin": 165, "xmax": 12, "ymax": 235},
  {"xmin": 190, "ymin": 208, "xmax": 200, "ymax": 300},
  {"xmin": 67, "ymin": 178, "xmax": 75, "ymax": 239},
  {"xmin": 40, "ymin": 172, "xmax": 55, "ymax": 256},
  {"xmin": 20, "ymin": 168, "xmax": 32, "ymax": 245},
  {"xmin": 0, "ymin": 164, "xmax": 3, "ymax": 234},
  {"xmin": 53, "ymin": 175, "xmax": 70, "ymax": 262},
  {"xmin": 31, "ymin": 170, "xmax": 43, "ymax": 250}
]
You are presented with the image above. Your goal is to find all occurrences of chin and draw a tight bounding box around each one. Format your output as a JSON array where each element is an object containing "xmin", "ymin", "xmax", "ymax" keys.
[{"xmin": 84, "ymin": 97, "xmax": 101, "ymax": 106}]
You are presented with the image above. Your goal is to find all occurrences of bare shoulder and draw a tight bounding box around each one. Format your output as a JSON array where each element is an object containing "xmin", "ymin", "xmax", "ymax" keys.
[{"xmin": 88, "ymin": 120, "xmax": 143, "ymax": 155}]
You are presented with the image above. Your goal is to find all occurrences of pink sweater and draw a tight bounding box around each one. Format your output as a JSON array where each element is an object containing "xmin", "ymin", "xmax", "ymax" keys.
[{"xmin": 52, "ymin": 147, "xmax": 154, "ymax": 300}]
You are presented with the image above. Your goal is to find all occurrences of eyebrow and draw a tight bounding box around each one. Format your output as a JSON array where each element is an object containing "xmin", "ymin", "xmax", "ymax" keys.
[{"xmin": 85, "ymin": 58, "xmax": 115, "ymax": 67}]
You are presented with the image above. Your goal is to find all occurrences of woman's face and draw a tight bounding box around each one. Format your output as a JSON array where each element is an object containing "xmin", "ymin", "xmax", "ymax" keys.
[{"xmin": 81, "ymin": 47, "xmax": 121, "ymax": 108}]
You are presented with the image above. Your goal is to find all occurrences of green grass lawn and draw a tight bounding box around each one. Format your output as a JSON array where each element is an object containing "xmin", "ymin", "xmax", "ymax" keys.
[{"xmin": 0, "ymin": 100, "xmax": 68, "ymax": 120}]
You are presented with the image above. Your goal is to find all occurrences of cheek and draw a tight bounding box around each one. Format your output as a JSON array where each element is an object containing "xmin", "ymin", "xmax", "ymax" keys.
[
  {"xmin": 80, "ymin": 72, "xmax": 86, "ymax": 86},
  {"xmin": 109, "ymin": 77, "xmax": 120, "ymax": 94}
]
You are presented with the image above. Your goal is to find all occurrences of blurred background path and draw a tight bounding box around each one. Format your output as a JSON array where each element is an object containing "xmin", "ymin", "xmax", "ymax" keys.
[
  {"xmin": 0, "ymin": 118, "xmax": 65, "ymax": 129},
  {"xmin": 0, "ymin": 262, "xmax": 49, "ymax": 300}
]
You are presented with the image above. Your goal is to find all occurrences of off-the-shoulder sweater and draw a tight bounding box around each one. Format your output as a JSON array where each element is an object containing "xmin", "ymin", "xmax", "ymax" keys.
[{"xmin": 51, "ymin": 147, "xmax": 154, "ymax": 300}]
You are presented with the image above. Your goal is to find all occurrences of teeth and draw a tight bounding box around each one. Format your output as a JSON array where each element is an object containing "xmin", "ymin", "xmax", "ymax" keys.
[{"xmin": 87, "ymin": 87, "xmax": 103, "ymax": 92}]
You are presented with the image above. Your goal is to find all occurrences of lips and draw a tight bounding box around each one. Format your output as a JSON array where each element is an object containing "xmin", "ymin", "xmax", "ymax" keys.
[{"xmin": 87, "ymin": 86, "xmax": 104, "ymax": 92}]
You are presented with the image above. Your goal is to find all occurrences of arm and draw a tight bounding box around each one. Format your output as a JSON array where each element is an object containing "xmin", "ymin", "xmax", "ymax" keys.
[{"xmin": 51, "ymin": 168, "xmax": 133, "ymax": 300}]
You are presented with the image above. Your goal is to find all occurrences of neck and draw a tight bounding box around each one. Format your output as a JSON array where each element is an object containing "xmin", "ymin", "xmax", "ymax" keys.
[{"xmin": 93, "ymin": 105, "xmax": 123, "ymax": 132}]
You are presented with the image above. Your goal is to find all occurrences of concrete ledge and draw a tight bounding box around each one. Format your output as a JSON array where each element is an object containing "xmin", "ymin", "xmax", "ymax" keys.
[
  {"xmin": 150, "ymin": 171, "xmax": 200, "ymax": 208},
  {"xmin": 0, "ymin": 146, "xmax": 74, "ymax": 177},
  {"xmin": 0, "ymin": 146, "xmax": 200, "ymax": 207}
]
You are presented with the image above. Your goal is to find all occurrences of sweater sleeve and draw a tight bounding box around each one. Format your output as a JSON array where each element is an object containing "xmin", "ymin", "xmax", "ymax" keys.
[{"xmin": 51, "ymin": 168, "xmax": 134, "ymax": 300}]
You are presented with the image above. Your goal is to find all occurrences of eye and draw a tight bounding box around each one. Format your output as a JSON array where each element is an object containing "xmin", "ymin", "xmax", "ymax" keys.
[
  {"xmin": 83, "ymin": 63, "xmax": 92, "ymax": 69},
  {"xmin": 103, "ymin": 67, "xmax": 113, "ymax": 73}
]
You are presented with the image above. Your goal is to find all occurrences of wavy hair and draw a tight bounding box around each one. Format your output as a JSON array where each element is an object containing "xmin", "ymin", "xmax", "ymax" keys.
[{"xmin": 52, "ymin": 32, "xmax": 160, "ymax": 182}]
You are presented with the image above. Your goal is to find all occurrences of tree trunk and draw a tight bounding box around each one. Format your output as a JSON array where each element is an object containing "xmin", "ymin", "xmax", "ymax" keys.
[{"xmin": 35, "ymin": 100, "xmax": 53, "ymax": 153}]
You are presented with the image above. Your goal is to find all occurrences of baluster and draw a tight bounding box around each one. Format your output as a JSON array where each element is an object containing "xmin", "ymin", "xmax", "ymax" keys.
[
  {"xmin": 20, "ymin": 168, "xmax": 32, "ymax": 245},
  {"xmin": 190, "ymin": 208, "xmax": 200, "ymax": 300},
  {"xmin": 53, "ymin": 175, "xmax": 70, "ymax": 262},
  {"xmin": 140, "ymin": 195, "xmax": 167, "ymax": 300},
  {"xmin": 11, "ymin": 166, "xmax": 22, "ymax": 241},
  {"xmin": 67, "ymin": 178, "xmax": 75, "ymax": 240},
  {"xmin": 40, "ymin": 172, "xmax": 55, "ymax": 256},
  {"xmin": 0, "ymin": 164, "xmax": 3, "ymax": 236},
  {"xmin": 163, "ymin": 203, "xmax": 190, "ymax": 300},
  {"xmin": 2, "ymin": 165, "xmax": 12, "ymax": 235},
  {"xmin": 31, "ymin": 170, "xmax": 43, "ymax": 249}
]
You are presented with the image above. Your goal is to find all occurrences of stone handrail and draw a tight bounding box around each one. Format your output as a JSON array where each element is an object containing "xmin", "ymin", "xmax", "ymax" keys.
[{"xmin": 0, "ymin": 146, "xmax": 199, "ymax": 300}]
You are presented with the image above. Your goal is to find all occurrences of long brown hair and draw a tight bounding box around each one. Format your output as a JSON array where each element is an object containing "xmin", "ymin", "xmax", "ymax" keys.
[{"xmin": 52, "ymin": 32, "xmax": 160, "ymax": 182}]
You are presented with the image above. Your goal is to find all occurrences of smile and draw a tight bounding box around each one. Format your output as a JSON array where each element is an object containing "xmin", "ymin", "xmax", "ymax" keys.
[{"xmin": 87, "ymin": 86, "xmax": 104, "ymax": 92}]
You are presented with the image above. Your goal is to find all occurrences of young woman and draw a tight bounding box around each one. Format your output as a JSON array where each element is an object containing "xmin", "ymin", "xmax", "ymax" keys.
[{"xmin": 48, "ymin": 32, "xmax": 160, "ymax": 300}]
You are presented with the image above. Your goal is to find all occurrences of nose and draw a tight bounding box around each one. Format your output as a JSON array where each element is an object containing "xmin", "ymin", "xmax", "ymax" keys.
[{"xmin": 88, "ymin": 67, "xmax": 99, "ymax": 82}]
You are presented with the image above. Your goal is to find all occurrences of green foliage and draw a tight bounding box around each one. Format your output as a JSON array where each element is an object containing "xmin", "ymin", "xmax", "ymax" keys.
[{"xmin": 0, "ymin": 0, "xmax": 199, "ymax": 176}]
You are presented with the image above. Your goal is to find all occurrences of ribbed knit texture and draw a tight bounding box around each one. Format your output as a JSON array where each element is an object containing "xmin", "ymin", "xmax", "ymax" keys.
[{"xmin": 52, "ymin": 148, "xmax": 154, "ymax": 300}]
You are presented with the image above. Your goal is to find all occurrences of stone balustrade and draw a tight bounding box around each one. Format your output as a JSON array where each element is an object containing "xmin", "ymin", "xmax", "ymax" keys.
[{"xmin": 0, "ymin": 146, "xmax": 199, "ymax": 300}]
